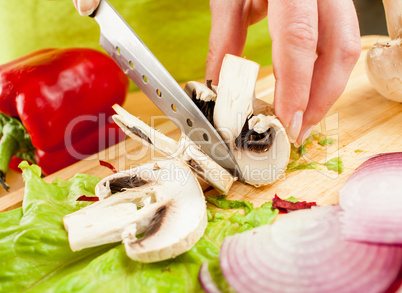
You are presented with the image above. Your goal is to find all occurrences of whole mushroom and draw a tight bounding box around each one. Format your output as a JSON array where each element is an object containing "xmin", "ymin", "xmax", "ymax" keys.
[{"xmin": 366, "ymin": 0, "xmax": 402, "ymax": 102}]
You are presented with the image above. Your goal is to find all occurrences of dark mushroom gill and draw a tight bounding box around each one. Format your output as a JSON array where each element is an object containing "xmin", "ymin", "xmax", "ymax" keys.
[
  {"xmin": 190, "ymin": 80, "xmax": 215, "ymax": 126},
  {"xmin": 235, "ymin": 119, "xmax": 276, "ymax": 153},
  {"xmin": 187, "ymin": 159, "xmax": 204, "ymax": 173},
  {"xmin": 134, "ymin": 205, "xmax": 168, "ymax": 245},
  {"xmin": 107, "ymin": 175, "xmax": 148, "ymax": 194},
  {"xmin": 127, "ymin": 126, "xmax": 153, "ymax": 145}
]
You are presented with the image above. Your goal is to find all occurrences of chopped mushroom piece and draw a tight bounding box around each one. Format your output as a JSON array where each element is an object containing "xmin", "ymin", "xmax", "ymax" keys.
[
  {"xmin": 184, "ymin": 80, "xmax": 217, "ymax": 125},
  {"xmin": 63, "ymin": 160, "xmax": 207, "ymax": 263},
  {"xmin": 112, "ymin": 104, "xmax": 234, "ymax": 194},
  {"xmin": 204, "ymin": 54, "xmax": 290, "ymax": 186}
]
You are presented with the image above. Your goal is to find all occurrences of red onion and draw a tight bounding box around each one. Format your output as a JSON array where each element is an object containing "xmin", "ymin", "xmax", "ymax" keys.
[
  {"xmin": 198, "ymin": 263, "xmax": 222, "ymax": 293},
  {"xmin": 339, "ymin": 152, "xmax": 402, "ymax": 243},
  {"xmin": 220, "ymin": 206, "xmax": 402, "ymax": 293}
]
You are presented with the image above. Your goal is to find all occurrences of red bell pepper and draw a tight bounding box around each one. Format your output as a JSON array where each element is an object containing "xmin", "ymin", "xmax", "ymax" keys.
[{"xmin": 0, "ymin": 48, "xmax": 129, "ymax": 190}]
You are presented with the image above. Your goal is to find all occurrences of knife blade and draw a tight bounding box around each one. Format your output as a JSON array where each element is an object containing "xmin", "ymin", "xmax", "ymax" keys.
[{"xmin": 90, "ymin": 0, "xmax": 243, "ymax": 180}]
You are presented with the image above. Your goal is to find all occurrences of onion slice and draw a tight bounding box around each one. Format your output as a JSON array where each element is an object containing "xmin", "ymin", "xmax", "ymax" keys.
[
  {"xmin": 198, "ymin": 263, "xmax": 222, "ymax": 293},
  {"xmin": 220, "ymin": 206, "xmax": 402, "ymax": 293},
  {"xmin": 339, "ymin": 152, "xmax": 402, "ymax": 243}
]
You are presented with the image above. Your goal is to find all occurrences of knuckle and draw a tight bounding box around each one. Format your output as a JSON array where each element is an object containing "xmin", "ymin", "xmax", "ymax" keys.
[
  {"xmin": 206, "ymin": 48, "xmax": 218, "ymax": 67},
  {"xmin": 285, "ymin": 20, "xmax": 318, "ymax": 51},
  {"xmin": 338, "ymin": 36, "xmax": 361, "ymax": 66}
]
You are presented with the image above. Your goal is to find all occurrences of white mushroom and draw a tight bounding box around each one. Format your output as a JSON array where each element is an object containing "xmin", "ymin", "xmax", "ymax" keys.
[
  {"xmin": 112, "ymin": 104, "xmax": 234, "ymax": 194},
  {"xmin": 184, "ymin": 80, "xmax": 217, "ymax": 125},
  {"xmin": 366, "ymin": 0, "xmax": 402, "ymax": 102},
  {"xmin": 187, "ymin": 54, "xmax": 290, "ymax": 187},
  {"xmin": 63, "ymin": 160, "xmax": 207, "ymax": 263}
]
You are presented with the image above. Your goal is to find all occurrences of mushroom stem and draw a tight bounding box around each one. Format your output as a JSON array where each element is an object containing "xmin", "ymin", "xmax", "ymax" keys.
[
  {"xmin": 383, "ymin": 0, "xmax": 402, "ymax": 40},
  {"xmin": 213, "ymin": 55, "xmax": 259, "ymax": 142}
]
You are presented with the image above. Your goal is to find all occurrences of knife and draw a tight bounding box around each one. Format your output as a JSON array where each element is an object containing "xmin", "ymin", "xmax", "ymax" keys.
[{"xmin": 90, "ymin": 0, "xmax": 243, "ymax": 180}]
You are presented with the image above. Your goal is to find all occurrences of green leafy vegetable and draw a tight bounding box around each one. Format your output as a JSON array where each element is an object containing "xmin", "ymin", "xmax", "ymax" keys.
[
  {"xmin": 206, "ymin": 195, "xmax": 253, "ymax": 214},
  {"xmin": 284, "ymin": 196, "xmax": 298, "ymax": 203},
  {"xmin": 0, "ymin": 162, "xmax": 278, "ymax": 292},
  {"xmin": 325, "ymin": 157, "xmax": 344, "ymax": 174},
  {"xmin": 286, "ymin": 162, "xmax": 319, "ymax": 173},
  {"xmin": 354, "ymin": 149, "xmax": 364, "ymax": 153},
  {"xmin": 318, "ymin": 138, "xmax": 335, "ymax": 146},
  {"xmin": 299, "ymin": 144, "xmax": 307, "ymax": 155}
]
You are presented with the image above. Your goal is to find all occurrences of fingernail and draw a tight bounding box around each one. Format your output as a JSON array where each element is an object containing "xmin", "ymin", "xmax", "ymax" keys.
[
  {"xmin": 287, "ymin": 110, "xmax": 304, "ymax": 143},
  {"xmin": 76, "ymin": 0, "xmax": 98, "ymax": 16},
  {"xmin": 297, "ymin": 125, "xmax": 314, "ymax": 145}
]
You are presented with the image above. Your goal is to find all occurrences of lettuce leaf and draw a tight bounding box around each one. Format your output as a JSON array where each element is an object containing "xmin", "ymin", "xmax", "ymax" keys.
[
  {"xmin": 206, "ymin": 195, "xmax": 253, "ymax": 214},
  {"xmin": 0, "ymin": 162, "xmax": 278, "ymax": 292}
]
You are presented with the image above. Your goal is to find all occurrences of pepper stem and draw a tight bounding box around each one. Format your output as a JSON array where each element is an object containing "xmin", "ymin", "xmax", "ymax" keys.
[
  {"xmin": 0, "ymin": 113, "xmax": 36, "ymax": 191},
  {"xmin": 0, "ymin": 133, "xmax": 19, "ymax": 191}
]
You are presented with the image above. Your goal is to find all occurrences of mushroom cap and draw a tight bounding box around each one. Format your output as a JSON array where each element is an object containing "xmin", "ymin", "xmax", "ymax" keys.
[
  {"xmin": 383, "ymin": 0, "xmax": 402, "ymax": 40},
  {"xmin": 366, "ymin": 39, "xmax": 402, "ymax": 103},
  {"xmin": 122, "ymin": 160, "xmax": 207, "ymax": 262},
  {"xmin": 184, "ymin": 81, "xmax": 217, "ymax": 102},
  {"xmin": 63, "ymin": 160, "xmax": 207, "ymax": 263},
  {"xmin": 235, "ymin": 115, "xmax": 290, "ymax": 186}
]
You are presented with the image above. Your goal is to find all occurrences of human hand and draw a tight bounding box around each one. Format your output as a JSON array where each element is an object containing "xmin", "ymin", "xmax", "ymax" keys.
[
  {"xmin": 205, "ymin": 0, "xmax": 361, "ymax": 146},
  {"xmin": 72, "ymin": 0, "xmax": 99, "ymax": 16}
]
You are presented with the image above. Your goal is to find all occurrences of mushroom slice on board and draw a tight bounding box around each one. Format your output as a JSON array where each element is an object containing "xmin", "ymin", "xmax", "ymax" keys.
[
  {"xmin": 63, "ymin": 160, "xmax": 207, "ymax": 263},
  {"xmin": 112, "ymin": 104, "xmax": 234, "ymax": 194},
  {"xmin": 212, "ymin": 54, "xmax": 290, "ymax": 187}
]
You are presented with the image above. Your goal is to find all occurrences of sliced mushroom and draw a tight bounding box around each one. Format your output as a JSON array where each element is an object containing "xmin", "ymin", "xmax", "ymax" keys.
[
  {"xmin": 366, "ymin": 0, "xmax": 402, "ymax": 102},
  {"xmin": 112, "ymin": 104, "xmax": 234, "ymax": 194},
  {"xmin": 63, "ymin": 160, "xmax": 207, "ymax": 263},
  {"xmin": 184, "ymin": 80, "xmax": 217, "ymax": 125},
  {"xmin": 209, "ymin": 54, "xmax": 290, "ymax": 186}
]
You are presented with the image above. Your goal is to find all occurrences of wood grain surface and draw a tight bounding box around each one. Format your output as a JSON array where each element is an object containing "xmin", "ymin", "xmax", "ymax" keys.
[{"xmin": 1, "ymin": 35, "xmax": 400, "ymax": 212}]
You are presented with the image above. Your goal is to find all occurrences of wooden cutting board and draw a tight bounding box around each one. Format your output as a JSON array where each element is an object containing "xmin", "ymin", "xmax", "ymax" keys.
[{"xmin": 1, "ymin": 35, "xmax": 401, "ymax": 212}]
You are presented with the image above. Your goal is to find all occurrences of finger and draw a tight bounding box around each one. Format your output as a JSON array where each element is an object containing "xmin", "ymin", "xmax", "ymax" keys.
[
  {"xmin": 296, "ymin": 0, "xmax": 360, "ymax": 145},
  {"xmin": 205, "ymin": 0, "xmax": 268, "ymax": 84},
  {"xmin": 268, "ymin": 0, "xmax": 319, "ymax": 143},
  {"xmin": 72, "ymin": 0, "xmax": 99, "ymax": 16}
]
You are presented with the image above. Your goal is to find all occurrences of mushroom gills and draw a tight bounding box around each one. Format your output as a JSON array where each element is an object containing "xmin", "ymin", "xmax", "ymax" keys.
[
  {"xmin": 112, "ymin": 104, "xmax": 234, "ymax": 194},
  {"xmin": 184, "ymin": 80, "xmax": 217, "ymax": 125},
  {"xmin": 235, "ymin": 116, "xmax": 276, "ymax": 153},
  {"xmin": 63, "ymin": 160, "xmax": 207, "ymax": 263},
  {"xmin": 107, "ymin": 174, "xmax": 148, "ymax": 194}
]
